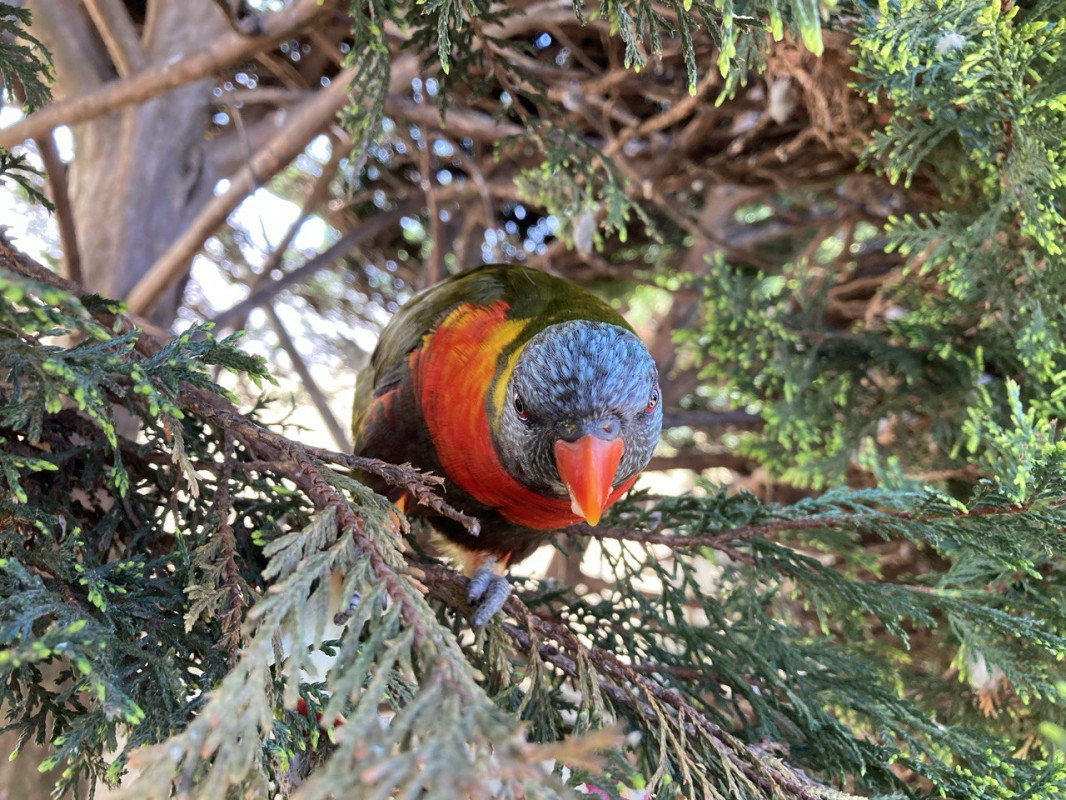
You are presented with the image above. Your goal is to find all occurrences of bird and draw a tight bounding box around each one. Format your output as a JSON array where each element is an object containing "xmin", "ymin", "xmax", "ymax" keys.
[{"xmin": 352, "ymin": 264, "xmax": 662, "ymax": 625}]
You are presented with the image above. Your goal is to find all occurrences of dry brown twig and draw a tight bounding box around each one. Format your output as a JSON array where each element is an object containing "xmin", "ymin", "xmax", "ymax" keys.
[
  {"xmin": 0, "ymin": 0, "xmax": 335, "ymax": 150},
  {"xmin": 213, "ymin": 429, "xmax": 245, "ymax": 666},
  {"xmin": 82, "ymin": 0, "xmax": 147, "ymax": 77}
]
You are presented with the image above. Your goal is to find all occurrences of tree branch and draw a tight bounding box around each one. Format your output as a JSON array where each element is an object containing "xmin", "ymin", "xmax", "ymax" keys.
[
  {"xmin": 264, "ymin": 304, "xmax": 351, "ymax": 452},
  {"xmin": 647, "ymin": 452, "xmax": 754, "ymax": 473},
  {"xmin": 209, "ymin": 198, "xmax": 421, "ymax": 331},
  {"xmin": 383, "ymin": 95, "xmax": 524, "ymax": 141},
  {"xmin": 220, "ymin": 129, "xmax": 348, "ymax": 336},
  {"xmin": 0, "ymin": 0, "xmax": 334, "ymax": 149},
  {"xmin": 24, "ymin": 0, "xmax": 111, "ymax": 97},
  {"xmin": 418, "ymin": 124, "xmax": 442, "ymax": 286},
  {"xmin": 662, "ymin": 409, "xmax": 765, "ymax": 431},
  {"xmin": 82, "ymin": 0, "xmax": 147, "ymax": 77},
  {"xmin": 125, "ymin": 64, "xmax": 359, "ymax": 316},
  {"xmin": 33, "ymin": 133, "xmax": 81, "ymax": 285},
  {"xmin": 418, "ymin": 563, "xmax": 832, "ymax": 800}
]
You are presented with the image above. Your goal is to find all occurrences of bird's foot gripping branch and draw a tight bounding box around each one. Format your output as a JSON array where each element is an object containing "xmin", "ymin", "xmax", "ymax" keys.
[{"xmin": 465, "ymin": 551, "xmax": 512, "ymax": 628}]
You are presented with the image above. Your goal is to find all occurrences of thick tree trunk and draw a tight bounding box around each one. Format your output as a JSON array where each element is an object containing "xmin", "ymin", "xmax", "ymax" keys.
[{"xmin": 27, "ymin": 0, "xmax": 228, "ymax": 326}]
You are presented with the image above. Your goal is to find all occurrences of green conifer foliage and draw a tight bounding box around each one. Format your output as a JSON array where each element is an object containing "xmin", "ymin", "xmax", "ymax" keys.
[
  {"xmin": 692, "ymin": 0, "xmax": 1066, "ymax": 484},
  {"xmin": 0, "ymin": 3, "xmax": 53, "ymax": 210}
]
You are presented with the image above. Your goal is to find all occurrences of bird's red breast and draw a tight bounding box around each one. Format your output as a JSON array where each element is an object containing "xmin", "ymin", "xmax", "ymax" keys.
[{"xmin": 411, "ymin": 300, "xmax": 635, "ymax": 529}]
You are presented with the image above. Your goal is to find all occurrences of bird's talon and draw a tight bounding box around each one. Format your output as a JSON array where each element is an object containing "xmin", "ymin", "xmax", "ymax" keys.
[
  {"xmin": 471, "ymin": 575, "xmax": 511, "ymax": 628},
  {"xmin": 467, "ymin": 566, "xmax": 494, "ymax": 603},
  {"xmin": 333, "ymin": 588, "xmax": 362, "ymax": 625}
]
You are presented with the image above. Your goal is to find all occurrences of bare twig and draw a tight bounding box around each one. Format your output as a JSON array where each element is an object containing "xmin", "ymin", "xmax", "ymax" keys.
[
  {"xmin": 213, "ymin": 430, "xmax": 244, "ymax": 665},
  {"xmin": 573, "ymin": 517, "xmax": 854, "ymax": 550},
  {"xmin": 210, "ymin": 198, "xmax": 421, "ymax": 331},
  {"xmin": 221, "ymin": 129, "xmax": 347, "ymax": 336},
  {"xmin": 0, "ymin": 0, "xmax": 334, "ymax": 149},
  {"xmin": 302, "ymin": 445, "xmax": 481, "ymax": 536},
  {"xmin": 264, "ymin": 304, "xmax": 351, "ymax": 452},
  {"xmin": 82, "ymin": 0, "xmax": 147, "ymax": 76},
  {"xmin": 33, "ymin": 134, "xmax": 81, "ymax": 285},
  {"xmin": 418, "ymin": 124, "xmax": 442, "ymax": 286},
  {"xmin": 661, "ymin": 409, "xmax": 765, "ymax": 431},
  {"xmin": 646, "ymin": 452, "xmax": 754, "ymax": 473},
  {"xmin": 212, "ymin": 0, "xmax": 266, "ymax": 35},
  {"xmin": 383, "ymin": 95, "xmax": 524, "ymax": 141},
  {"xmin": 602, "ymin": 64, "xmax": 720, "ymax": 159}
]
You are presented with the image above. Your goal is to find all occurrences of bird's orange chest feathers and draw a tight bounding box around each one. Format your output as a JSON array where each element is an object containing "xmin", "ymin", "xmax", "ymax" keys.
[{"xmin": 410, "ymin": 301, "xmax": 632, "ymax": 529}]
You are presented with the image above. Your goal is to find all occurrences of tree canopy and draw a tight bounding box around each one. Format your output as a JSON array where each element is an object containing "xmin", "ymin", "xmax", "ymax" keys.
[{"xmin": 2, "ymin": 0, "xmax": 1066, "ymax": 797}]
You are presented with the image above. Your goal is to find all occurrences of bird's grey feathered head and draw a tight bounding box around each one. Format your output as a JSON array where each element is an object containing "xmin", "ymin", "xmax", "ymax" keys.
[{"xmin": 494, "ymin": 320, "xmax": 661, "ymax": 508}]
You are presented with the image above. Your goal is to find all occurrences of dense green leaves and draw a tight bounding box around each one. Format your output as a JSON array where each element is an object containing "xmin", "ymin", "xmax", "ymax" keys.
[
  {"xmin": 0, "ymin": 276, "xmax": 280, "ymax": 794},
  {"xmin": 0, "ymin": 4, "xmax": 53, "ymax": 209},
  {"xmin": 685, "ymin": 0, "xmax": 1066, "ymax": 484},
  {"xmin": 0, "ymin": 3, "xmax": 52, "ymax": 112},
  {"xmin": 572, "ymin": 460, "xmax": 1066, "ymax": 797}
]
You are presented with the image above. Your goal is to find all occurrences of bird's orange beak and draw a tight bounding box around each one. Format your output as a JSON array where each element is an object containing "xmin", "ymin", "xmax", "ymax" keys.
[{"xmin": 554, "ymin": 435, "xmax": 624, "ymax": 526}]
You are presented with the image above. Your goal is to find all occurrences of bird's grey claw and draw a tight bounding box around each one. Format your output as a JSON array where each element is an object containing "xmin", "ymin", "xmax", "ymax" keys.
[
  {"xmin": 467, "ymin": 566, "xmax": 494, "ymax": 603},
  {"xmin": 333, "ymin": 588, "xmax": 362, "ymax": 625},
  {"xmin": 469, "ymin": 572, "xmax": 511, "ymax": 627}
]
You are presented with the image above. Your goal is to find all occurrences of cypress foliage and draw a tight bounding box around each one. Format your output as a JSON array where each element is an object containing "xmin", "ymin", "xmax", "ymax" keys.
[{"xmin": 2, "ymin": 0, "xmax": 1066, "ymax": 798}]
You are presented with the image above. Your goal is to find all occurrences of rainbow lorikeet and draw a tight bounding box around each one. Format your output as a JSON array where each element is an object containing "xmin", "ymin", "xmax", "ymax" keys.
[{"xmin": 352, "ymin": 264, "xmax": 662, "ymax": 625}]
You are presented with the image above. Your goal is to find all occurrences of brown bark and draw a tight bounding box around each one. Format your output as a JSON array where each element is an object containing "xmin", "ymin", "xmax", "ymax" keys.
[
  {"xmin": 1, "ymin": 0, "xmax": 332, "ymax": 149},
  {"xmin": 24, "ymin": 0, "xmax": 229, "ymax": 325},
  {"xmin": 125, "ymin": 64, "xmax": 359, "ymax": 316}
]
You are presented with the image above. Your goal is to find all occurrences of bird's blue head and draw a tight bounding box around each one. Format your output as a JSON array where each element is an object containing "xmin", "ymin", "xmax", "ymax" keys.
[{"xmin": 494, "ymin": 320, "xmax": 661, "ymax": 524}]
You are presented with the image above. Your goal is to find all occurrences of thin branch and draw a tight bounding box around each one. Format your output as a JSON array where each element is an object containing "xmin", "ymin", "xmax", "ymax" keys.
[
  {"xmin": 209, "ymin": 198, "xmax": 421, "ymax": 332},
  {"xmin": 0, "ymin": 237, "xmax": 478, "ymax": 541},
  {"xmin": 575, "ymin": 517, "xmax": 855, "ymax": 550},
  {"xmin": 0, "ymin": 0, "xmax": 334, "ymax": 149},
  {"xmin": 661, "ymin": 409, "xmax": 765, "ymax": 431},
  {"xmin": 0, "ymin": 233, "xmax": 177, "ymax": 341},
  {"xmin": 602, "ymin": 63, "xmax": 720, "ymax": 159},
  {"xmin": 224, "ymin": 130, "xmax": 348, "ymax": 335},
  {"xmin": 33, "ymin": 134, "xmax": 81, "ymax": 285},
  {"xmin": 418, "ymin": 125, "xmax": 442, "ymax": 286},
  {"xmin": 646, "ymin": 452, "xmax": 754, "ymax": 473},
  {"xmin": 212, "ymin": 0, "xmax": 266, "ymax": 35},
  {"xmin": 125, "ymin": 65, "xmax": 359, "ymax": 316},
  {"xmin": 418, "ymin": 563, "xmax": 832, "ymax": 800},
  {"xmin": 82, "ymin": 0, "xmax": 147, "ymax": 77},
  {"xmin": 225, "ymin": 87, "xmax": 311, "ymax": 107},
  {"xmin": 186, "ymin": 390, "xmax": 478, "ymax": 541},
  {"xmin": 647, "ymin": 184, "xmax": 764, "ymax": 375},
  {"xmin": 302, "ymin": 445, "xmax": 481, "ymax": 536},
  {"xmin": 213, "ymin": 430, "xmax": 243, "ymax": 666},
  {"xmin": 264, "ymin": 303, "xmax": 351, "ymax": 452},
  {"xmin": 178, "ymin": 388, "xmax": 431, "ymax": 641},
  {"xmin": 383, "ymin": 95, "xmax": 524, "ymax": 141},
  {"xmin": 569, "ymin": 492, "xmax": 1050, "ymax": 552}
]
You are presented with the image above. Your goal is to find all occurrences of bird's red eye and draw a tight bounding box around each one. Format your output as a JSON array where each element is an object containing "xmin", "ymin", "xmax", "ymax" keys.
[
  {"xmin": 645, "ymin": 386, "xmax": 660, "ymax": 413},
  {"xmin": 514, "ymin": 392, "xmax": 529, "ymax": 421}
]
